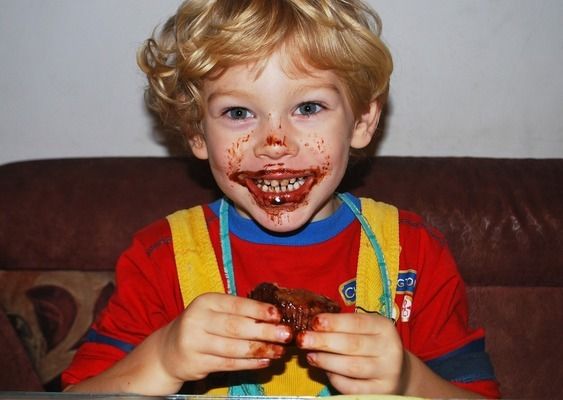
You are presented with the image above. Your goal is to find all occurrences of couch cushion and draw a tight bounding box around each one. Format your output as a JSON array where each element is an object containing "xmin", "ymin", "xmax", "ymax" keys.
[
  {"xmin": 0, "ymin": 157, "xmax": 219, "ymax": 271},
  {"xmin": 467, "ymin": 286, "xmax": 563, "ymax": 399}
]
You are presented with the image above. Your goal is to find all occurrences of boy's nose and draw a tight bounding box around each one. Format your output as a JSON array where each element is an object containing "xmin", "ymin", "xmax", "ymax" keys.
[
  {"xmin": 253, "ymin": 134, "xmax": 298, "ymax": 160},
  {"xmin": 253, "ymin": 119, "xmax": 298, "ymax": 160}
]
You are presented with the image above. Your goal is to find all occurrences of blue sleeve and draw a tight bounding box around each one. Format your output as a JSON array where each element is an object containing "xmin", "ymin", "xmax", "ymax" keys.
[
  {"xmin": 85, "ymin": 328, "xmax": 135, "ymax": 353},
  {"xmin": 425, "ymin": 338, "xmax": 496, "ymax": 383}
]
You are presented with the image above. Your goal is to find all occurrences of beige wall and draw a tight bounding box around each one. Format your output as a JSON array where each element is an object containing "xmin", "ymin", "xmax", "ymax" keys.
[{"xmin": 1, "ymin": 0, "xmax": 562, "ymax": 165}]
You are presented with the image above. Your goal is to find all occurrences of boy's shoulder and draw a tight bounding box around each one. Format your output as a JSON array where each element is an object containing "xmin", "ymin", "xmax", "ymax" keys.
[
  {"xmin": 124, "ymin": 214, "xmax": 175, "ymax": 258},
  {"xmin": 130, "ymin": 203, "xmax": 215, "ymax": 251},
  {"xmin": 135, "ymin": 217, "xmax": 171, "ymax": 242},
  {"xmin": 398, "ymin": 209, "xmax": 439, "ymax": 230},
  {"xmin": 397, "ymin": 208, "xmax": 448, "ymax": 249}
]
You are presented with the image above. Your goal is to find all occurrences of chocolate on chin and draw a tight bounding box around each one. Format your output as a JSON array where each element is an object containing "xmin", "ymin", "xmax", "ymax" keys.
[{"xmin": 248, "ymin": 282, "xmax": 341, "ymax": 333}]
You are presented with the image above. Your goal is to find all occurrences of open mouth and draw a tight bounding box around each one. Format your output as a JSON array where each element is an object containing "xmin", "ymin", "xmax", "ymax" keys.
[{"xmin": 230, "ymin": 169, "xmax": 318, "ymax": 208}]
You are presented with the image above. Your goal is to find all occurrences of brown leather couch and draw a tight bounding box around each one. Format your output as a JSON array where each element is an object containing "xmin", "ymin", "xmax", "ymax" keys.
[{"xmin": 0, "ymin": 156, "xmax": 562, "ymax": 398}]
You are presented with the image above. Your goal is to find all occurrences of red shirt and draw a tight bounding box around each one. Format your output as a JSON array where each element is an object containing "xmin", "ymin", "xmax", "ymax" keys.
[{"xmin": 62, "ymin": 197, "xmax": 500, "ymax": 398}]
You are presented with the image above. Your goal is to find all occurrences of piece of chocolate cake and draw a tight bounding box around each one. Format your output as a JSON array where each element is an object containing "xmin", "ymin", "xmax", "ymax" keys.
[{"xmin": 249, "ymin": 282, "xmax": 341, "ymax": 333}]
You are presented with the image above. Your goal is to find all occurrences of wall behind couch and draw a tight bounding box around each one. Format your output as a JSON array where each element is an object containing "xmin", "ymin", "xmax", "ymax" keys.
[{"xmin": 1, "ymin": 0, "xmax": 562, "ymax": 166}]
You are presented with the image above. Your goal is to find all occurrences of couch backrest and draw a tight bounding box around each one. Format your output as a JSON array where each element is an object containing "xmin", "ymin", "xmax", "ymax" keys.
[{"xmin": 1, "ymin": 156, "xmax": 562, "ymax": 397}]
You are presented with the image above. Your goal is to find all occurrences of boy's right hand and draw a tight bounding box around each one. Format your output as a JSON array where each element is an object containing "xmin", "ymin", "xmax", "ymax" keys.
[{"xmin": 157, "ymin": 292, "xmax": 292, "ymax": 384}]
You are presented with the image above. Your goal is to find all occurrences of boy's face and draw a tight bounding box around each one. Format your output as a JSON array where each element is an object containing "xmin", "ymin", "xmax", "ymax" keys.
[{"xmin": 190, "ymin": 52, "xmax": 379, "ymax": 232}]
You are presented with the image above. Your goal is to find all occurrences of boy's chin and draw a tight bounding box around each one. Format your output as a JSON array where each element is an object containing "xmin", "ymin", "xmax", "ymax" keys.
[
  {"xmin": 245, "ymin": 205, "xmax": 315, "ymax": 233},
  {"xmin": 230, "ymin": 189, "xmax": 338, "ymax": 233},
  {"xmin": 256, "ymin": 215, "xmax": 309, "ymax": 233}
]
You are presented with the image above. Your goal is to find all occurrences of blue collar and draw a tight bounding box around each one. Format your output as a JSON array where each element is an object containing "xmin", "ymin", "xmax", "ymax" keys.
[{"xmin": 208, "ymin": 193, "xmax": 359, "ymax": 246}]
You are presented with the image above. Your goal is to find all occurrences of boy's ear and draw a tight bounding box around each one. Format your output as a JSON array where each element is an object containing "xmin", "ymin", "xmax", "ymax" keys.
[
  {"xmin": 350, "ymin": 100, "xmax": 382, "ymax": 149},
  {"xmin": 188, "ymin": 134, "xmax": 209, "ymax": 160}
]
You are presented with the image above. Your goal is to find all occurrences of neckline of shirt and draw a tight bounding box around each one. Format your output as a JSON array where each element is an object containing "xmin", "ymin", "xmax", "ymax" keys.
[{"xmin": 208, "ymin": 192, "xmax": 360, "ymax": 246}]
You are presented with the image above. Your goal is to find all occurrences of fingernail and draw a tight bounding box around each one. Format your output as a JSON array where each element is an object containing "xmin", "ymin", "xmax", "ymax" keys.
[
  {"xmin": 258, "ymin": 358, "xmax": 271, "ymax": 367},
  {"xmin": 277, "ymin": 327, "xmax": 291, "ymax": 343}
]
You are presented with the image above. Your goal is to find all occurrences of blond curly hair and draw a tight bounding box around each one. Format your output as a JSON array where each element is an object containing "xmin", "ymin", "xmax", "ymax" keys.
[{"xmin": 137, "ymin": 0, "xmax": 393, "ymax": 141}]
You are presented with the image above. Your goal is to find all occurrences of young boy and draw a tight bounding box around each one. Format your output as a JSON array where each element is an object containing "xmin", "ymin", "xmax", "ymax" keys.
[{"xmin": 63, "ymin": 0, "xmax": 500, "ymax": 398}]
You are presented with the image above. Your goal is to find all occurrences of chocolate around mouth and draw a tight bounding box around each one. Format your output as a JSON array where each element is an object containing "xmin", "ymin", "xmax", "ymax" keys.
[{"xmin": 230, "ymin": 169, "xmax": 318, "ymax": 208}]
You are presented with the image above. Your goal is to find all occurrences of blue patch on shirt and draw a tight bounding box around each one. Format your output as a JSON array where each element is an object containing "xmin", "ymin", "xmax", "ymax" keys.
[
  {"xmin": 396, "ymin": 270, "xmax": 417, "ymax": 294},
  {"xmin": 339, "ymin": 279, "xmax": 356, "ymax": 305}
]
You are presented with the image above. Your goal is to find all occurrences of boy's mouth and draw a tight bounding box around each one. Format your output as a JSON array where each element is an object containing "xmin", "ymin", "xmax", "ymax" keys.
[{"xmin": 230, "ymin": 168, "xmax": 319, "ymax": 208}]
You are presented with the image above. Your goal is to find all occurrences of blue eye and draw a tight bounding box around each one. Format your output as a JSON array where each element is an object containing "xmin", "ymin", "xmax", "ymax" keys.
[
  {"xmin": 225, "ymin": 107, "xmax": 253, "ymax": 120},
  {"xmin": 296, "ymin": 102, "xmax": 323, "ymax": 116}
]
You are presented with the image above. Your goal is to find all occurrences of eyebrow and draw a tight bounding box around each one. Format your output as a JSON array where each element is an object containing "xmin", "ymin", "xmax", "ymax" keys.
[
  {"xmin": 289, "ymin": 82, "xmax": 342, "ymax": 96},
  {"xmin": 206, "ymin": 81, "xmax": 343, "ymax": 104},
  {"xmin": 206, "ymin": 89, "xmax": 252, "ymax": 104}
]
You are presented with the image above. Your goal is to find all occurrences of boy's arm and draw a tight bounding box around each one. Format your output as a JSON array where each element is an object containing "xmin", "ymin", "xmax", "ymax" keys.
[
  {"xmin": 299, "ymin": 312, "xmax": 496, "ymax": 398},
  {"xmin": 397, "ymin": 212, "xmax": 499, "ymax": 398},
  {"xmin": 402, "ymin": 351, "xmax": 483, "ymax": 398},
  {"xmin": 64, "ymin": 323, "xmax": 183, "ymax": 395},
  {"xmin": 65, "ymin": 293, "xmax": 291, "ymax": 395}
]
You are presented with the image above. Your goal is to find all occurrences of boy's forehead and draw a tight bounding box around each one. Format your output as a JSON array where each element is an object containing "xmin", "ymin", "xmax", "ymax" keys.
[{"xmin": 205, "ymin": 52, "xmax": 343, "ymax": 87}]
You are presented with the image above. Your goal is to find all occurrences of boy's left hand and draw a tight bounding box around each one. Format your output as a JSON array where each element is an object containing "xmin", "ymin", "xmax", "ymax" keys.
[{"xmin": 296, "ymin": 312, "xmax": 405, "ymax": 395}]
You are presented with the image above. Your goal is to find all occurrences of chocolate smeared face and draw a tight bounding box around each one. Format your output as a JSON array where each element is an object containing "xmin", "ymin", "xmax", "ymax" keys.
[
  {"xmin": 194, "ymin": 51, "xmax": 367, "ymax": 232},
  {"xmin": 229, "ymin": 167, "xmax": 322, "ymax": 212},
  {"xmin": 249, "ymin": 282, "xmax": 341, "ymax": 334}
]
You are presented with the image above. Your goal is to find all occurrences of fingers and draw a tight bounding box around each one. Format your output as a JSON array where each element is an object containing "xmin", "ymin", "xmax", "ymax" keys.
[
  {"xmin": 305, "ymin": 347, "xmax": 403, "ymax": 394},
  {"xmin": 194, "ymin": 293, "xmax": 281, "ymax": 323},
  {"xmin": 307, "ymin": 352, "xmax": 375, "ymax": 379},
  {"xmin": 307, "ymin": 350, "xmax": 400, "ymax": 379},
  {"xmin": 188, "ymin": 353, "xmax": 273, "ymax": 380},
  {"xmin": 310, "ymin": 311, "xmax": 394, "ymax": 335},
  {"xmin": 326, "ymin": 370, "xmax": 400, "ymax": 395},
  {"xmin": 297, "ymin": 313, "xmax": 396, "ymax": 356},
  {"xmin": 297, "ymin": 331, "xmax": 383, "ymax": 356},
  {"xmin": 198, "ymin": 333, "xmax": 286, "ymax": 359},
  {"xmin": 166, "ymin": 293, "xmax": 292, "ymax": 381},
  {"xmin": 188, "ymin": 294, "xmax": 292, "ymax": 344},
  {"xmin": 295, "ymin": 312, "xmax": 404, "ymax": 394},
  {"xmin": 204, "ymin": 309, "xmax": 292, "ymax": 343}
]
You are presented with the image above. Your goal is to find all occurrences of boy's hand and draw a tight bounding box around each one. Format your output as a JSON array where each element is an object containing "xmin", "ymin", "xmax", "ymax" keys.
[
  {"xmin": 158, "ymin": 292, "xmax": 293, "ymax": 384},
  {"xmin": 296, "ymin": 312, "xmax": 406, "ymax": 395}
]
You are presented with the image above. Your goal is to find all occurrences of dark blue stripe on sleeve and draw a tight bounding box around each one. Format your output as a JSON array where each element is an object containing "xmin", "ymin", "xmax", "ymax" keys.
[
  {"xmin": 425, "ymin": 339, "xmax": 496, "ymax": 383},
  {"xmin": 85, "ymin": 328, "xmax": 135, "ymax": 353},
  {"xmin": 428, "ymin": 337, "xmax": 485, "ymax": 364}
]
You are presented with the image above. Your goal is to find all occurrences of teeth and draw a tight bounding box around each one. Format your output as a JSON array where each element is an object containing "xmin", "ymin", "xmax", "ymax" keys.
[{"xmin": 256, "ymin": 177, "xmax": 306, "ymax": 193}]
